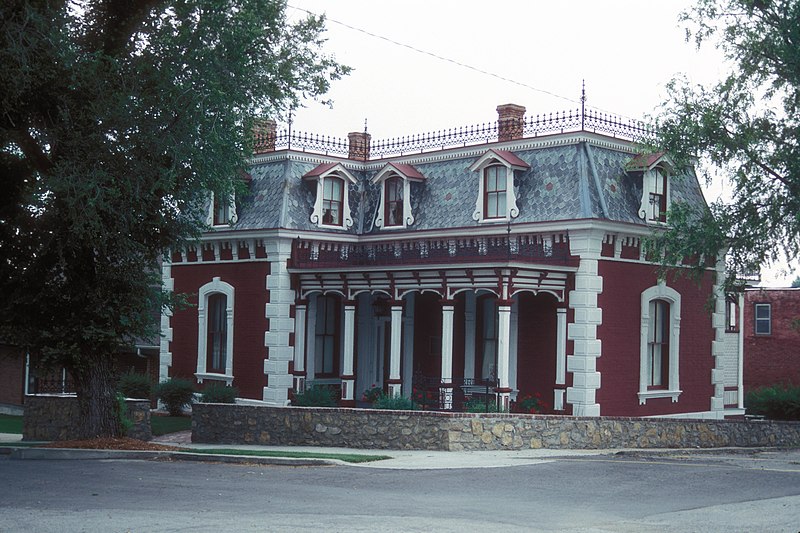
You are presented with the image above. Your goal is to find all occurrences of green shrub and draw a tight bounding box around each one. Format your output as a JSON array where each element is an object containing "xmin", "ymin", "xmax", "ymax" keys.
[
  {"xmin": 746, "ymin": 385, "xmax": 800, "ymax": 420},
  {"xmin": 372, "ymin": 393, "xmax": 416, "ymax": 410},
  {"xmin": 116, "ymin": 393, "xmax": 133, "ymax": 436},
  {"xmin": 117, "ymin": 371, "xmax": 152, "ymax": 400},
  {"xmin": 156, "ymin": 378, "xmax": 195, "ymax": 416},
  {"xmin": 293, "ymin": 385, "xmax": 338, "ymax": 407},
  {"xmin": 200, "ymin": 383, "xmax": 238, "ymax": 403},
  {"xmin": 464, "ymin": 395, "xmax": 501, "ymax": 413}
]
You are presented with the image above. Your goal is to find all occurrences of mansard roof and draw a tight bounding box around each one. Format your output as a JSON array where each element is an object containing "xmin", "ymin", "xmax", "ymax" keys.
[{"xmin": 223, "ymin": 105, "xmax": 706, "ymax": 236}]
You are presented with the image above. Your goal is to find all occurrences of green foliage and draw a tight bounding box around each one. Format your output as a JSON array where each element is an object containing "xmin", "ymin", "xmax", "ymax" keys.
[
  {"xmin": 200, "ymin": 383, "xmax": 238, "ymax": 404},
  {"xmin": 0, "ymin": 414, "xmax": 23, "ymax": 434},
  {"xmin": 791, "ymin": 276, "xmax": 800, "ymax": 288},
  {"xmin": 293, "ymin": 385, "xmax": 338, "ymax": 407},
  {"xmin": 514, "ymin": 393, "xmax": 547, "ymax": 414},
  {"xmin": 371, "ymin": 393, "xmax": 416, "ymax": 410},
  {"xmin": 117, "ymin": 372, "xmax": 152, "ymax": 400},
  {"xmin": 464, "ymin": 396, "xmax": 501, "ymax": 413},
  {"xmin": 150, "ymin": 415, "xmax": 192, "ymax": 436},
  {"xmin": 116, "ymin": 393, "xmax": 133, "ymax": 436},
  {"xmin": 745, "ymin": 385, "xmax": 800, "ymax": 421},
  {"xmin": 361, "ymin": 385, "xmax": 383, "ymax": 403},
  {"xmin": 0, "ymin": 0, "xmax": 348, "ymax": 437},
  {"xmin": 649, "ymin": 0, "xmax": 800, "ymax": 288},
  {"xmin": 157, "ymin": 378, "xmax": 196, "ymax": 416}
]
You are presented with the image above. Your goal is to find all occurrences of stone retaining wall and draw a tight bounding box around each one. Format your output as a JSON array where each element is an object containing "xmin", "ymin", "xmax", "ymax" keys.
[
  {"xmin": 193, "ymin": 403, "xmax": 800, "ymax": 451},
  {"xmin": 23, "ymin": 395, "xmax": 151, "ymax": 441}
]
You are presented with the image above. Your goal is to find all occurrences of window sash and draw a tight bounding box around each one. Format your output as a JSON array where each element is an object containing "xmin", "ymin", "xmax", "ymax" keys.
[
  {"xmin": 385, "ymin": 177, "xmax": 403, "ymax": 226},
  {"xmin": 207, "ymin": 294, "xmax": 227, "ymax": 373},
  {"xmin": 484, "ymin": 166, "xmax": 507, "ymax": 219},
  {"xmin": 754, "ymin": 303, "xmax": 771, "ymax": 335},
  {"xmin": 322, "ymin": 177, "xmax": 344, "ymax": 225},
  {"xmin": 315, "ymin": 296, "xmax": 339, "ymax": 376},
  {"xmin": 647, "ymin": 300, "xmax": 669, "ymax": 388},
  {"xmin": 213, "ymin": 197, "xmax": 230, "ymax": 225}
]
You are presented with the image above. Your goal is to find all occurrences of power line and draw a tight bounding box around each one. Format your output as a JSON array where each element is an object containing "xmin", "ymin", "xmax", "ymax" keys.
[{"xmin": 287, "ymin": 4, "xmax": 582, "ymax": 106}]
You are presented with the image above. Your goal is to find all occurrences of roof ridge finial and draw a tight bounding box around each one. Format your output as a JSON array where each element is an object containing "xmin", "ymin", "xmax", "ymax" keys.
[{"xmin": 581, "ymin": 79, "xmax": 586, "ymax": 130}]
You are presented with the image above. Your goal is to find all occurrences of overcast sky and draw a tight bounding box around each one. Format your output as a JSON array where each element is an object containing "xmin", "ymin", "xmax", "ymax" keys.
[{"xmin": 284, "ymin": 0, "xmax": 795, "ymax": 286}]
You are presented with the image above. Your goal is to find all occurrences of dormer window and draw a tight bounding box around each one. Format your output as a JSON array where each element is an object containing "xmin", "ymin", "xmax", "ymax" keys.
[
  {"xmin": 384, "ymin": 176, "xmax": 403, "ymax": 227},
  {"xmin": 208, "ymin": 192, "xmax": 238, "ymax": 227},
  {"xmin": 648, "ymin": 167, "xmax": 668, "ymax": 223},
  {"xmin": 629, "ymin": 152, "xmax": 674, "ymax": 225},
  {"xmin": 302, "ymin": 162, "xmax": 358, "ymax": 230},
  {"xmin": 484, "ymin": 165, "xmax": 507, "ymax": 219},
  {"xmin": 371, "ymin": 163, "xmax": 425, "ymax": 230},
  {"xmin": 470, "ymin": 149, "xmax": 529, "ymax": 223},
  {"xmin": 322, "ymin": 176, "xmax": 344, "ymax": 226}
]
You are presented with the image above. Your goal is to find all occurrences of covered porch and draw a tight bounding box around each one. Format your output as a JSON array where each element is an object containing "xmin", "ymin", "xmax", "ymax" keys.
[{"xmin": 288, "ymin": 233, "xmax": 578, "ymax": 413}]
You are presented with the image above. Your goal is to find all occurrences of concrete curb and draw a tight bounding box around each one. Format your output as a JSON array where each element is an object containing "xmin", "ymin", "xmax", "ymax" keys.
[{"xmin": 3, "ymin": 446, "xmax": 339, "ymax": 466}]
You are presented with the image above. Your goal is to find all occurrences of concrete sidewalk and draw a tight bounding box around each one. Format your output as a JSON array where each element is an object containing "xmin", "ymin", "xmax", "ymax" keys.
[{"xmin": 2, "ymin": 429, "xmax": 620, "ymax": 468}]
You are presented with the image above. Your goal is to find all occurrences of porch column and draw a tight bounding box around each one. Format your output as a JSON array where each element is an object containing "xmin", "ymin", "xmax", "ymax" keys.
[
  {"xmin": 496, "ymin": 300, "xmax": 513, "ymax": 411},
  {"xmin": 387, "ymin": 301, "xmax": 403, "ymax": 397},
  {"xmin": 440, "ymin": 300, "xmax": 455, "ymax": 409},
  {"xmin": 554, "ymin": 304, "xmax": 567, "ymax": 411},
  {"xmin": 463, "ymin": 292, "xmax": 476, "ymax": 380},
  {"xmin": 292, "ymin": 300, "xmax": 307, "ymax": 393},
  {"xmin": 341, "ymin": 300, "xmax": 356, "ymax": 407}
]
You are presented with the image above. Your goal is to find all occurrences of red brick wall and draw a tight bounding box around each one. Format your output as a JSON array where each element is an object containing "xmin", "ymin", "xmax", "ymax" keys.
[
  {"xmin": 596, "ymin": 261, "xmax": 715, "ymax": 416},
  {"xmin": 743, "ymin": 288, "xmax": 800, "ymax": 392},
  {"xmin": 0, "ymin": 345, "xmax": 25, "ymax": 406},
  {"xmin": 516, "ymin": 292, "xmax": 558, "ymax": 411},
  {"xmin": 169, "ymin": 261, "xmax": 270, "ymax": 399}
]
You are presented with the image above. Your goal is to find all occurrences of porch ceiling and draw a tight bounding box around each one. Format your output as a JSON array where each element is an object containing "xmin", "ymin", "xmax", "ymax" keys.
[{"xmin": 293, "ymin": 265, "xmax": 572, "ymax": 302}]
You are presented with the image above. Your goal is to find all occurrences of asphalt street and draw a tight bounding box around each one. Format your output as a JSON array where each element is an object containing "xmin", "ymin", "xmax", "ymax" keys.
[{"xmin": 1, "ymin": 449, "xmax": 800, "ymax": 532}]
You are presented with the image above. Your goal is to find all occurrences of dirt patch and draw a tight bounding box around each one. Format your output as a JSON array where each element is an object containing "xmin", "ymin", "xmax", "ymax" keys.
[{"xmin": 42, "ymin": 437, "xmax": 186, "ymax": 452}]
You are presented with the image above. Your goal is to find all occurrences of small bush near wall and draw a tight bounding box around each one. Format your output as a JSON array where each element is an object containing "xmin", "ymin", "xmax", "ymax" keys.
[
  {"xmin": 293, "ymin": 385, "xmax": 337, "ymax": 407},
  {"xmin": 118, "ymin": 371, "xmax": 152, "ymax": 400},
  {"xmin": 746, "ymin": 385, "xmax": 800, "ymax": 420},
  {"xmin": 200, "ymin": 383, "xmax": 238, "ymax": 403},
  {"xmin": 372, "ymin": 394, "xmax": 415, "ymax": 410},
  {"xmin": 156, "ymin": 378, "xmax": 195, "ymax": 416}
]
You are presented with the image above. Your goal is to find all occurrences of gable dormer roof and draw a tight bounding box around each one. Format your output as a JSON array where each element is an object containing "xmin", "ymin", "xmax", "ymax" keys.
[
  {"xmin": 469, "ymin": 149, "xmax": 530, "ymax": 172},
  {"xmin": 302, "ymin": 162, "xmax": 358, "ymax": 184},
  {"xmin": 627, "ymin": 152, "xmax": 674, "ymax": 173},
  {"xmin": 371, "ymin": 162, "xmax": 425, "ymax": 184}
]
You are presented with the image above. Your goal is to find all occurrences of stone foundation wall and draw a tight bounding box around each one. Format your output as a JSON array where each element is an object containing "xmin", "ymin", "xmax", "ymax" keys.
[
  {"xmin": 23, "ymin": 395, "xmax": 151, "ymax": 441},
  {"xmin": 193, "ymin": 403, "xmax": 800, "ymax": 451}
]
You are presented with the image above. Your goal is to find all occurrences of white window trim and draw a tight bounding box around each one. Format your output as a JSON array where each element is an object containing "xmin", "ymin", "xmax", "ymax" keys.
[
  {"xmin": 754, "ymin": 303, "xmax": 771, "ymax": 335},
  {"xmin": 206, "ymin": 192, "xmax": 238, "ymax": 227},
  {"xmin": 374, "ymin": 174, "xmax": 413, "ymax": 229},
  {"xmin": 470, "ymin": 152, "xmax": 521, "ymax": 223},
  {"xmin": 637, "ymin": 166, "xmax": 670, "ymax": 224},
  {"xmin": 638, "ymin": 283, "xmax": 681, "ymax": 404},
  {"xmin": 309, "ymin": 169, "xmax": 356, "ymax": 230},
  {"xmin": 196, "ymin": 277, "xmax": 235, "ymax": 384}
]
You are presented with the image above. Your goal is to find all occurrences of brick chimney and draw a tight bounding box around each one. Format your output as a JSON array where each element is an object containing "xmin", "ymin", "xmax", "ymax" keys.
[
  {"xmin": 253, "ymin": 118, "xmax": 277, "ymax": 153},
  {"xmin": 348, "ymin": 131, "xmax": 371, "ymax": 161},
  {"xmin": 497, "ymin": 104, "xmax": 526, "ymax": 142}
]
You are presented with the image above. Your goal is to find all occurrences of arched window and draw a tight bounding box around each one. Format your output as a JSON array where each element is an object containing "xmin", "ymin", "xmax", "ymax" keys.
[
  {"xmin": 322, "ymin": 176, "xmax": 344, "ymax": 226},
  {"xmin": 484, "ymin": 166, "xmax": 507, "ymax": 219},
  {"xmin": 207, "ymin": 293, "xmax": 228, "ymax": 373},
  {"xmin": 647, "ymin": 299, "xmax": 670, "ymax": 387},
  {"xmin": 639, "ymin": 284, "xmax": 681, "ymax": 403},
  {"xmin": 196, "ymin": 277, "xmax": 234, "ymax": 384},
  {"xmin": 384, "ymin": 176, "xmax": 403, "ymax": 227}
]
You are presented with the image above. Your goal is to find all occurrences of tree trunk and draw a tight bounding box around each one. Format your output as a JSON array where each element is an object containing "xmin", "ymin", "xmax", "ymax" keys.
[{"xmin": 73, "ymin": 354, "xmax": 121, "ymax": 439}]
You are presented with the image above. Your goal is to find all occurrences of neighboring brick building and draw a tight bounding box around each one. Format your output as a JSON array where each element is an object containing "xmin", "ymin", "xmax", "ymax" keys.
[
  {"xmin": 161, "ymin": 103, "xmax": 742, "ymax": 419},
  {"xmin": 743, "ymin": 288, "xmax": 800, "ymax": 393}
]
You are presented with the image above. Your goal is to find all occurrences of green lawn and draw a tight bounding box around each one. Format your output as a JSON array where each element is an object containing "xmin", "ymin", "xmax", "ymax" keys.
[
  {"xmin": 0, "ymin": 414, "xmax": 23, "ymax": 434},
  {"xmin": 150, "ymin": 415, "xmax": 191, "ymax": 436}
]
